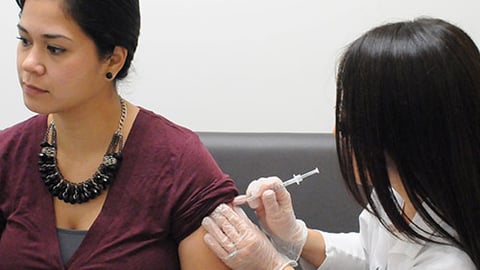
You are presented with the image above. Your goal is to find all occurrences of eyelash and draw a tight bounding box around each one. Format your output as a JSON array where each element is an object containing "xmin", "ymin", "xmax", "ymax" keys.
[
  {"xmin": 16, "ymin": 36, "xmax": 66, "ymax": 55},
  {"xmin": 16, "ymin": 36, "xmax": 30, "ymax": 47},
  {"xmin": 47, "ymin": 45, "xmax": 66, "ymax": 55}
]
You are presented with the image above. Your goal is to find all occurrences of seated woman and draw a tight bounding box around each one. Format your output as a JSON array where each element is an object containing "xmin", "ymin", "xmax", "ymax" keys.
[{"xmin": 0, "ymin": 0, "xmax": 237, "ymax": 269}]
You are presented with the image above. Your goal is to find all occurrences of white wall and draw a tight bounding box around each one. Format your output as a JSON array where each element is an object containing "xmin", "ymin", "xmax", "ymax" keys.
[{"xmin": 1, "ymin": 0, "xmax": 479, "ymax": 132}]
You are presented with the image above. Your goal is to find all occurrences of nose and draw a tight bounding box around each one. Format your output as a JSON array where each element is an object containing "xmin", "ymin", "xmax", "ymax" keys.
[{"xmin": 18, "ymin": 46, "xmax": 46, "ymax": 76}]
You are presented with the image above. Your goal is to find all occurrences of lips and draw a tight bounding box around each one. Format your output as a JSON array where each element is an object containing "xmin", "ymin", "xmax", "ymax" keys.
[{"xmin": 23, "ymin": 83, "xmax": 49, "ymax": 95}]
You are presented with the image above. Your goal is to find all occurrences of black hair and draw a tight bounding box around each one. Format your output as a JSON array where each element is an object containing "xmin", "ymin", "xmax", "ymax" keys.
[
  {"xmin": 15, "ymin": 0, "xmax": 140, "ymax": 80},
  {"xmin": 335, "ymin": 18, "xmax": 480, "ymax": 267}
]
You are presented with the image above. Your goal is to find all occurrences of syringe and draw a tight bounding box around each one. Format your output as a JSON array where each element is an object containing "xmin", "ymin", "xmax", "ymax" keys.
[
  {"xmin": 280, "ymin": 167, "xmax": 320, "ymax": 188},
  {"xmin": 233, "ymin": 167, "xmax": 320, "ymax": 205}
]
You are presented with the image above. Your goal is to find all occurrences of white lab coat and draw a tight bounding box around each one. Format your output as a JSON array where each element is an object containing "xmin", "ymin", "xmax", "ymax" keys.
[{"xmin": 299, "ymin": 191, "xmax": 476, "ymax": 270}]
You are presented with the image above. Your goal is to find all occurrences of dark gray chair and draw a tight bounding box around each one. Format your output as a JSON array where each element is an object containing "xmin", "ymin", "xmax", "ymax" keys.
[{"xmin": 198, "ymin": 132, "xmax": 361, "ymax": 233}]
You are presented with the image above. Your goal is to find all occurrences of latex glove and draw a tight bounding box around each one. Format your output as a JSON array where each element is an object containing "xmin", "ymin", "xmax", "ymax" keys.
[
  {"xmin": 202, "ymin": 204, "xmax": 296, "ymax": 270},
  {"xmin": 233, "ymin": 177, "xmax": 308, "ymax": 261}
]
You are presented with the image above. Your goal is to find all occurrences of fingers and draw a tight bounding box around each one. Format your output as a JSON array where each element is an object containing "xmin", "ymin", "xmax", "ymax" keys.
[
  {"xmin": 232, "ymin": 195, "xmax": 248, "ymax": 206},
  {"xmin": 214, "ymin": 205, "xmax": 253, "ymax": 240},
  {"xmin": 261, "ymin": 189, "xmax": 281, "ymax": 214},
  {"xmin": 204, "ymin": 204, "xmax": 292, "ymax": 270},
  {"xmin": 245, "ymin": 177, "xmax": 283, "ymax": 209},
  {"xmin": 202, "ymin": 204, "xmax": 255, "ymax": 256},
  {"xmin": 202, "ymin": 215, "xmax": 237, "ymax": 255},
  {"xmin": 203, "ymin": 232, "xmax": 231, "ymax": 260}
]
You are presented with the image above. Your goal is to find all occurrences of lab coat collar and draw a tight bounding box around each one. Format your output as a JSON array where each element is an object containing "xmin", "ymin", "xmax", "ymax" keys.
[{"xmin": 372, "ymin": 188, "xmax": 458, "ymax": 259}]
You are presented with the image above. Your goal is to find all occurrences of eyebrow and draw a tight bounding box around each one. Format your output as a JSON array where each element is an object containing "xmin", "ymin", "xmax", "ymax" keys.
[{"xmin": 17, "ymin": 24, "xmax": 73, "ymax": 41}]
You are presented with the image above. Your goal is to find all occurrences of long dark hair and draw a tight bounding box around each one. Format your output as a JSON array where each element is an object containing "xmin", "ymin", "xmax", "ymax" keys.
[
  {"xmin": 16, "ymin": 0, "xmax": 140, "ymax": 80},
  {"xmin": 335, "ymin": 17, "xmax": 480, "ymax": 267}
]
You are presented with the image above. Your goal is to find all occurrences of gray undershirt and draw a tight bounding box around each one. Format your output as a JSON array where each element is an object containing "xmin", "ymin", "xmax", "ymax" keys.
[{"xmin": 56, "ymin": 228, "xmax": 87, "ymax": 264}]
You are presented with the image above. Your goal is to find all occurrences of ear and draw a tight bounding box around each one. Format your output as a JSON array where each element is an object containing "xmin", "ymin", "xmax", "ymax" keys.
[{"xmin": 104, "ymin": 46, "xmax": 128, "ymax": 78}]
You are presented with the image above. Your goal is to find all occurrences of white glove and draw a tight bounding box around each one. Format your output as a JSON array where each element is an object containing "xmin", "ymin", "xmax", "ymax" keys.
[
  {"xmin": 234, "ymin": 177, "xmax": 308, "ymax": 262},
  {"xmin": 202, "ymin": 204, "xmax": 296, "ymax": 270}
]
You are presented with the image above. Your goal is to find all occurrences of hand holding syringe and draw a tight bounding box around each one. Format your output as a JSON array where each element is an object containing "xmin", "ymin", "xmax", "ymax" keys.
[{"xmin": 233, "ymin": 167, "xmax": 320, "ymax": 205}]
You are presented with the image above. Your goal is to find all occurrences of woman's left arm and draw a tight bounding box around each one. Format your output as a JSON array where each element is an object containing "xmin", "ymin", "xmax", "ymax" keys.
[{"xmin": 178, "ymin": 226, "xmax": 231, "ymax": 270}]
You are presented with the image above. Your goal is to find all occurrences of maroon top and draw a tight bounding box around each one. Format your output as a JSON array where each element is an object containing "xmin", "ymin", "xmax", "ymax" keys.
[{"xmin": 0, "ymin": 108, "xmax": 238, "ymax": 269}]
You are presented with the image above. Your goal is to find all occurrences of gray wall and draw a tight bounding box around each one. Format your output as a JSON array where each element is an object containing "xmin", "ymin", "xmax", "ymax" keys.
[{"xmin": 2, "ymin": 0, "xmax": 479, "ymax": 132}]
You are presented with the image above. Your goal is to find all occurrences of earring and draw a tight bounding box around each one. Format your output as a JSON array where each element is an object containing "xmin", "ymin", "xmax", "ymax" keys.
[{"xmin": 106, "ymin": 72, "xmax": 113, "ymax": 79}]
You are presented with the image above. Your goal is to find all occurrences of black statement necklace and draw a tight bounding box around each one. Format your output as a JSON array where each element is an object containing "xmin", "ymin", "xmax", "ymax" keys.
[{"xmin": 38, "ymin": 98, "xmax": 127, "ymax": 204}]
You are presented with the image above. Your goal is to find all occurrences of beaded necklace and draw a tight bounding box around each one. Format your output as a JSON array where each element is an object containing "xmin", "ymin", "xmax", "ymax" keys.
[{"xmin": 38, "ymin": 98, "xmax": 127, "ymax": 204}]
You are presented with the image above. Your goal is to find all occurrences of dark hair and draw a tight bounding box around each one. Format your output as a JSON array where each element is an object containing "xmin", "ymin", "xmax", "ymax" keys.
[
  {"xmin": 16, "ymin": 0, "xmax": 140, "ymax": 80},
  {"xmin": 335, "ymin": 18, "xmax": 480, "ymax": 267}
]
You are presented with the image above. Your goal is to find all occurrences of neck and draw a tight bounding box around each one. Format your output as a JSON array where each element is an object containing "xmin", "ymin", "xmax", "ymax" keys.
[
  {"xmin": 49, "ymin": 94, "xmax": 124, "ymax": 156},
  {"xmin": 38, "ymin": 95, "xmax": 127, "ymax": 204},
  {"xmin": 388, "ymin": 164, "xmax": 417, "ymax": 221}
]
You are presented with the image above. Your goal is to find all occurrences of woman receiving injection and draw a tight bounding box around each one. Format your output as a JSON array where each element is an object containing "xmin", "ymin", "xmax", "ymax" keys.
[{"xmin": 201, "ymin": 17, "xmax": 480, "ymax": 269}]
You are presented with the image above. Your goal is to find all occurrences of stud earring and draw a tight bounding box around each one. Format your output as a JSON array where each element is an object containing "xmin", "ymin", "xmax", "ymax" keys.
[{"xmin": 106, "ymin": 72, "xmax": 113, "ymax": 79}]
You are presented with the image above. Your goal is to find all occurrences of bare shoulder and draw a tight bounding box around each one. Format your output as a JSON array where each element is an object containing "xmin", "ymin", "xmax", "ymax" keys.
[{"xmin": 178, "ymin": 226, "xmax": 230, "ymax": 270}]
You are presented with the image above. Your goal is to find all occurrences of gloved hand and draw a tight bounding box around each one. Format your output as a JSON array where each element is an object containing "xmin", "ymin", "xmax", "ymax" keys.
[
  {"xmin": 202, "ymin": 204, "xmax": 296, "ymax": 270},
  {"xmin": 233, "ymin": 177, "xmax": 308, "ymax": 262}
]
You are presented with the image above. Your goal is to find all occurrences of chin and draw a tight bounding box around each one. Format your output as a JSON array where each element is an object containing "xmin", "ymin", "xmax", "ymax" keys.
[{"xmin": 23, "ymin": 96, "xmax": 51, "ymax": 115}]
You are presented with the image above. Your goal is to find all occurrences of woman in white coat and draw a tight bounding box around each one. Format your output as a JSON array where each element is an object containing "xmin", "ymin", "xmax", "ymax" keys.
[{"xmin": 201, "ymin": 17, "xmax": 480, "ymax": 270}]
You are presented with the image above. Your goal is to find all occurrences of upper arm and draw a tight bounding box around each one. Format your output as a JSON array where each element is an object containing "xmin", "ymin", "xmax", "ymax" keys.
[{"xmin": 178, "ymin": 226, "xmax": 231, "ymax": 270}]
